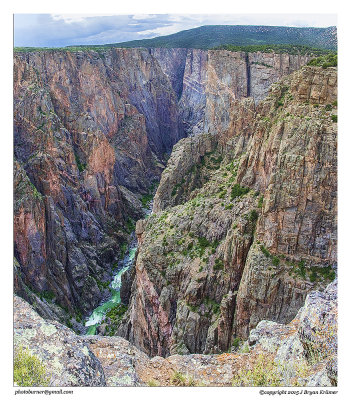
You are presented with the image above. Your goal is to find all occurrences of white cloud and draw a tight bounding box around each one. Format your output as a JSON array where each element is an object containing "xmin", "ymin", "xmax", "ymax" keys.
[
  {"xmin": 51, "ymin": 14, "xmax": 118, "ymax": 24},
  {"xmin": 14, "ymin": 13, "xmax": 337, "ymax": 48},
  {"xmin": 132, "ymin": 14, "xmax": 158, "ymax": 20}
]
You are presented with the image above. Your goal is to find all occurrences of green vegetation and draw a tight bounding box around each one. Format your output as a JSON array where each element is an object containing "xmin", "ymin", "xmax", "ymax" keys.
[
  {"xmin": 39, "ymin": 290, "xmax": 55, "ymax": 302},
  {"xmin": 331, "ymin": 114, "xmax": 337, "ymax": 123},
  {"xmin": 204, "ymin": 297, "xmax": 221, "ymax": 314},
  {"xmin": 14, "ymin": 26, "xmax": 336, "ymax": 52},
  {"xmin": 230, "ymin": 184, "xmax": 250, "ymax": 201},
  {"xmin": 14, "ymin": 346, "xmax": 50, "ymax": 386},
  {"xmin": 232, "ymin": 337, "xmax": 241, "ymax": 349},
  {"xmin": 272, "ymin": 256, "xmax": 280, "ymax": 267},
  {"xmin": 214, "ymin": 44, "xmax": 335, "ymax": 55},
  {"xmin": 293, "ymin": 264, "xmax": 335, "ymax": 283},
  {"xmin": 170, "ymin": 371, "xmax": 197, "ymax": 386},
  {"xmin": 251, "ymin": 61, "xmax": 273, "ymax": 68},
  {"xmin": 96, "ymin": 278, "xmax": 110, "ymax": 291},
  {"xmin": 29, "ymin": 182, "xmax": 43, "ymax": 200},
  {"xmin": 260, "ymin": 244, "xmax": 271, "ymax": 258},
  {"xmin": 141, "ymin": 193, "xmax": 153, "ymax": 208},
  {"xmin": 232, "ymin": 354, "xmax": 281, "ymax": 386},
  {"xmin": 123, "ymin": 26, "xmax": 336, "ymax": 50},
  {"xmin": 125, "ymin": 217, "xmax": 135, "ymax": 234},
  {"xmin": 307, "ymin": 53, "xmax": 337, "ymax": 68},
  {"xmin": 258, "ymin": 195, "xmax": 264, "ymax": 208},
  {"xmin": 260, "ymin": 245, "xmax": 280, "ymax": 267},
  {"xmin": 248, "ymin": 209, "xmax": 259, "ymax": 223},
  {"xmin": 213, "ymin": 258, "xmax": 224, "ymax": 271},
  {"xmin": 171, "ymin": 178, "xmax": 185, "ymax": 197},
  {"xmin": 297, "ymin": 260, "xmax": 306, "ymax": 279},
  {"xmin": 147, "ymin": 379, "xmax": 160, "ymax": 386},
  {"xmin": 140, "ymin": 180, "xmax": 158, "ymax": 208},
  {"xmin": 103, "ymin": 304, "xmax": 128, "ymax": 336},
  {"xmin": 74, "ymin": 152, "xmax": 86, "ymax": 173}
]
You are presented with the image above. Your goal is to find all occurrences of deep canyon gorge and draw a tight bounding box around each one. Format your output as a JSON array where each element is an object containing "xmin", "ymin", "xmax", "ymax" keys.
[{"xmin": 13, "ymin": 46, "xmax": 337, "ymax": 386}]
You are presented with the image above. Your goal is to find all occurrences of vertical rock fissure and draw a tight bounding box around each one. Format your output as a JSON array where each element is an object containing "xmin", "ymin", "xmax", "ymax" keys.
[{"xmin": 245, "ymin": 52, "xmax": 251, "ymax": 97}]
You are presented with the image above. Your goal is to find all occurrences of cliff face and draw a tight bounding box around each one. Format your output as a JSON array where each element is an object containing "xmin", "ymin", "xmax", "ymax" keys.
[
  {"xmin": 120, "ymin": 66, "xmax": 337, "ymax": 356},
  {"xmin": 14, "ymin": 47, "xmax": 310, "ymax": 322},
  {"xmin": 13, "ymin": 49, "xmax": 173, "ymax": 321},
  {"xmin": 151, "ymin": 49, "xmax": 310, "ymax": 137}
]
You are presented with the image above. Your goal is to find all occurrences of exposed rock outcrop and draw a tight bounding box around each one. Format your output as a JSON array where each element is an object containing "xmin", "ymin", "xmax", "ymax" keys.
[
  {"xmin": 14, "ymin": 279, "xmax": 337, "ymax": 386},
  {"xmin": 120, "ymin": 66, "xmax": 337, "ymax": 356}
]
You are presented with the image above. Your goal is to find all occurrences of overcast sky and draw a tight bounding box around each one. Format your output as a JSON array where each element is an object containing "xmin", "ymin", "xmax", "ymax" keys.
[{"xmin": 14, "ymin": 13, "xmax": 337, "ymax": 48}]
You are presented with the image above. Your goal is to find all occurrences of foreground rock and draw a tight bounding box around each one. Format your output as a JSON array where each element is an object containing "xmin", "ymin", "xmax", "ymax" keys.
[
  {"xmin": 14, "ymin": 281, "xmax": 337, "ymax": 386},
  {"xmin": 14, "ymin": 296, "xmax": 105, "ymax": 386}
]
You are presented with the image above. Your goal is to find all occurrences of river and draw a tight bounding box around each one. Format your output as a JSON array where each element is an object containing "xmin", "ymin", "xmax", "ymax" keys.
[{"xmin": 84, "ymin": 201, "xmax": 153, "ymax": 335}]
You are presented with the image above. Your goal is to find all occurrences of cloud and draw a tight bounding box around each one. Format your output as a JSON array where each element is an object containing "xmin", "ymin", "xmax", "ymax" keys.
[{"xmin": 14, "ymin": 13, "xmax": 337, "ymax": 48}]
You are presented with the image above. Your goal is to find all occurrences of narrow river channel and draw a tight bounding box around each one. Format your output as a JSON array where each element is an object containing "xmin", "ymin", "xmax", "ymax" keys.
[
  {"xmin": 85, "ymin": 241, "xmax": 138, "ymax": 335},
  {"xmin": 84, "ymin": 201, "xmax": 153, "ymax": 335}
]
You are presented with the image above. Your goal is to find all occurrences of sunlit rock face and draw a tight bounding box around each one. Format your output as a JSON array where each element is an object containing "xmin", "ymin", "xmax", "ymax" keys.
[{"xmin": 120, "ymin": 66, "xmax": 337, "ymax": 357}]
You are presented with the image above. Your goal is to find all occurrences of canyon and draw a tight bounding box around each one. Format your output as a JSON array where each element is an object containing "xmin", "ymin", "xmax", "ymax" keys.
[{"xmin": 13, "ymin": 46, "xmax": 337, "ymax": 385}]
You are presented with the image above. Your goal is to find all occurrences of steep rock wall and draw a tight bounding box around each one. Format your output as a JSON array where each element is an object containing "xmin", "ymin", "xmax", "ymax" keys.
[
  {"xmin": 120, "ymin": 66, "xmax": 337, "ymax": 356},
  {"xmin": 13, "ymin": 48, "xmax": 180, "ymax": 321}
]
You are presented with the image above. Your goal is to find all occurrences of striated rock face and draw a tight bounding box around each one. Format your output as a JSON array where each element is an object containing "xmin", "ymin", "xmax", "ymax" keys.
[
  {"xmin": 14, "ymin": 279, "xmax": 336, "ymax": 386},
  {"xmin": 14, "ymin": 47, "xmax": 311, "ymax": 323},
  {"xmin": 151, "ymin": 49, "xmax": 310, "ymax": 136},
  {"xmin": 235, "ymin": 66, "xmax": 337, "ymax": 336},
  {"xmin": 13, "ymin": 48, "xmax": 181, "ymax": 321},
  {"xmin": 120, "ymin": 66, "xmax": 337, "ymax": 356}
]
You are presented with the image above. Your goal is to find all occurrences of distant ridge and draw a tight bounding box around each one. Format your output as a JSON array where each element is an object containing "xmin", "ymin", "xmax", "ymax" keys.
[{"xmin": 103, "ymin": 25, "xmax": 337, "ymax": 51}]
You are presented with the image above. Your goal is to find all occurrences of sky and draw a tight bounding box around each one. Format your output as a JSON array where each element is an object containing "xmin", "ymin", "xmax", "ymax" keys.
[{"xmin": 14, "ymin": 13, "xmax": 337, "ymax": 48}]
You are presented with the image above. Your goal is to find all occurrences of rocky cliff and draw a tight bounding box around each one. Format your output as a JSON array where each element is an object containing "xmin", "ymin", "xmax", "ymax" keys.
[
  {"xmin": 119, "ymin": 65, "xmax": 337, "ymax": 357},
  {"xmin": 14, "ymin": 47, "xmax": 310, "ymax": 325},
  {"xmin": 14, "ymin": 280, "xmax": 337, "ymax": 386}
]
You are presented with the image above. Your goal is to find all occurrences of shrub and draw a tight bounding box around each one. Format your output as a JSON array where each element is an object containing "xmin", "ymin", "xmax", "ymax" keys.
[
  {"xmin": 331, "ymin": 115, "xmax": 337, "ymax": 122},
  {"xmin": 272, "ymin": 256, "xmax": 280, "ymax": 267},
  {"xmin": 260, "ymin": 245, "xmax": 271, "ymax": 258},
  {"xmin": 74, "ymin": 153, "xmax": 86, "ymax": 173},
  {"xmin": 170, "ymin": 371, "xmax": 196, "ymax": 386},
  {"xmin": 147, "ymin": 379, "xmax": 159, "ymax": 386},
  {"xmin": 232, "ymin": 354, "xmax": 281, "ymax": 386},
  {"xmin": 141, "ymin": 193, "xmax": 153, "ymax": 208},
  {"xmin": 248, "ymin": 209, "xmax": 259, "ymax": 222},
  {"xmin": 232, "ymin": 337, "xmax": 241, "ymax": 349},
  {"xmin": 231, "ymin": 184, "xmax": 250, "ymax": 201},
  {"xmin": 14, "ymin": 346, "xmax": 50, "ymax": 386},
  {"xmin": 257, "ymin": 195, "xmax": 264, "ymax": 208},
  {"xmin": 39, "ymin": 290, "xmax": 55, "ymax": 302},
  {"xmin": 197, "ymin": 236, "xmax": 210, "ymax": 249},
  {"xmin": 125, "ymin": 217, "xmax": 135, "ymax": 234},
  {"xmin": 213, "ymin": 258, "xmax": 224, "ymax": 271}
]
